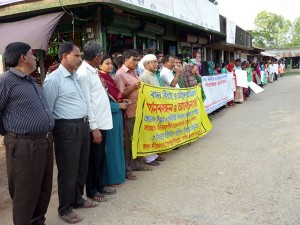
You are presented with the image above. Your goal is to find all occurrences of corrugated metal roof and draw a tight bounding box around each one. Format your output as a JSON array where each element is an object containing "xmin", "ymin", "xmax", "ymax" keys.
[{"xmin": 264, "ymin": 47, "xmax": 300, "ymax": 58}]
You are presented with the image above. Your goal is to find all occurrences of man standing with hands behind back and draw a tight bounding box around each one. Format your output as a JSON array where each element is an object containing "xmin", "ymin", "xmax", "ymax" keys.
[
  {"xmin": 43, "ymin": 42, "xmax": 97, "ymax": 224},
  {"xmin": 0, "ymin": 42, "xmax": 54, "ymax": 225}
]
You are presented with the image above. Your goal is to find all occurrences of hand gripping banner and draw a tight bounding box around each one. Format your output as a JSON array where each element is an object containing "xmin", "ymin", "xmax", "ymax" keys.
[{"xmin": 132, "ymin": 83, "xmax": 212, "ymax": 158}]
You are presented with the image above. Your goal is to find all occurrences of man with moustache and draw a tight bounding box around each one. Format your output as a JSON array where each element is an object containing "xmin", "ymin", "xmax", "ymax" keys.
[
  {"xmin": 160, "ymin": 54, "xmax": 181, "ymax": 88},
  {"xmin": 115, "ymin": 49, "xmax": 152, "ymax": 181},
  {"xmin": 140, "ymin": 54, "xmax": 166, "ymax": 166},
  {"xmin": 43, "ymin": 42, "xmax": 97, "ymax": 224},
  {"xmin": 0, "ymin": 42, "xmax": 54, "ymax": 225}
]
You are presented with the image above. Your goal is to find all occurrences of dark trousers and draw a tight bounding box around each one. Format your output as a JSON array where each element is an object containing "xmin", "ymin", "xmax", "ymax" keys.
[
  {"xmin": 4, "ymin": 133, "xmax": 53, "ymax": 225},
  {"xmin": 53, "ymin": 120, "xmax": 90, "ymax": 216},
  {"xmin": 86, "ymin": 129, "xmax": 107, "ymax": 198},
  {"xmin": 125, "ymin": 117, "xmax": 143, "ymax": 172}
]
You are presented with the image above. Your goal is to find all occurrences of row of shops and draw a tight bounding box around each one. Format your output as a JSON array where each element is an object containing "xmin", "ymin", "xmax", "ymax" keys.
[{"xmin": 0, "ymin": 0, "xmax": 255, "ymax": 82}]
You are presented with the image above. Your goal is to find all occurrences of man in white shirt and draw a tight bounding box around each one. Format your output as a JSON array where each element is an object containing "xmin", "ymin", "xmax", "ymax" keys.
[
  {"xmin": 77, "ymin": 42, "xmax": 116, "ymax": 204},
  {"xmin": 160, "ymin": 54, "xmax": 181, "ymax": 88}
]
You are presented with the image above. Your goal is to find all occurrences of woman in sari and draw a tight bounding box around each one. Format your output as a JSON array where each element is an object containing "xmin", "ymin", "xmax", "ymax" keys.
[{"xmin": 99, "ymin": 55, "xmax": 128, "ymax": 184}]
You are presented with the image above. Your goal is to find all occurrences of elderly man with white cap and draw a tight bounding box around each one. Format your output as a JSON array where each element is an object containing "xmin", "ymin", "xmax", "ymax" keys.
[{"xmin": 140, "ymin": 54, "xmax": 166, "ymax": 166}]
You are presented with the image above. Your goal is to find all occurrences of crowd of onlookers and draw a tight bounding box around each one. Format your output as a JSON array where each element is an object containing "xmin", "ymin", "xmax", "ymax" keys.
[{"xmin": 0, "ymin": 41, "xmax": 284, "ymax": 225}]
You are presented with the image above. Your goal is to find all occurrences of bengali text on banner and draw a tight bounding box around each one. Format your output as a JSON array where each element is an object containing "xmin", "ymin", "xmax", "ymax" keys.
[
  {"xmin": 132, "ymin": 83, "xmax": 212, "ymax": 158},
  {"xmin": 202, "ymin": 73, "xmax": 234, "ymax": 114}
]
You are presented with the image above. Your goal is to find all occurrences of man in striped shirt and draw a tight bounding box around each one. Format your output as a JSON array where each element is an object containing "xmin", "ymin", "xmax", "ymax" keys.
[{"xmin": 0, "ymin": 42, "xmax": 55, "ymax": 225}]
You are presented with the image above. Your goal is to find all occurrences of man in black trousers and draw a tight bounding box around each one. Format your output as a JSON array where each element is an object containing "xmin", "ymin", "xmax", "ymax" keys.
[
  {"xmin": 0, "ymin": 42, "xmax": 55, "ymax": 225},
  {"xmin": 43, "ymin": 42, "xmax": 97, "ymax": 224}
]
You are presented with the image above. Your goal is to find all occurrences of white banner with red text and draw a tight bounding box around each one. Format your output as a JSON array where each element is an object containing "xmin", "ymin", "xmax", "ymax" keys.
[{"xmin": 202, "ymin": 73, "xmax": 234, "ymax": 114}]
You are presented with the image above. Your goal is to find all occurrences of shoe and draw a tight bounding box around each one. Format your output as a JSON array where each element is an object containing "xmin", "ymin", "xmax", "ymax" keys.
[
  {"xmin": 59, "ymin": 212, "xmax": 82, "ymax": 224},
  {"xmin": 155, "ymin": 156, "xmax": 165, "ymax": 161},
  {"xmin": 75, "ymin": 199, "xmax": 98, "ymax": 208},
  {"xmin": 89, "ymin": 192, "xmax": 107, "ymax": 202},
  {"xmin": 146, "ymin": 161, "xmax": 160, "ymax": 166},
  {"xmin": 100, "ymin": 186, "xmax": 117, "ymax": 195},
  {"xmin": 125, "ymin": 172, "xmax": 137, "ymax": 180}
]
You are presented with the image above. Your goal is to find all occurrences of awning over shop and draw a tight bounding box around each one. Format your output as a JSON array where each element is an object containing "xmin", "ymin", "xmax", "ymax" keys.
[
  {"xmin": 261, "ymin": 51, "xmax": 281, "ymax": 59},
  {"xmin": 0, "ymin": 11, "xmax": 64, "ymax": 54}
]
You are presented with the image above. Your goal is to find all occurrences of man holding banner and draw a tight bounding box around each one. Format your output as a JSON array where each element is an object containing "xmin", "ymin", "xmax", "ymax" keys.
[
  {"xmin": 140, "ymin": 54, "xmax": 166, "ymax": 166},
  {"xmin": 115, "ymin": 49, "xmax": 152, "ymax": 180}
]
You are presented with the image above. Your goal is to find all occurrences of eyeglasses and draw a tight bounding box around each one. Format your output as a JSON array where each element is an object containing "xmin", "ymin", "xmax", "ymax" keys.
[{"xmin": 149, "ymin": 61, "xmax": 158, "ymax": 64}]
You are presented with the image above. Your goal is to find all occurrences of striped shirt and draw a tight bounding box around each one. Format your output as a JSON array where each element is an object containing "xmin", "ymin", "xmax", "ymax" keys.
[{"xmin": 0, "ymin": 68, "xmax": 55, "ymax": 135}]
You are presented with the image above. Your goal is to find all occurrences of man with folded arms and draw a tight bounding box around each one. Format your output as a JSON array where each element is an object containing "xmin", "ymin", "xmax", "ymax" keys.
[
  {"xmin": 0, "ymin": 42, "xmax": 54, "ymax": 225},
  {"xmin": 43, "ymin": 42, "xmax": 97, "ymax": 224}
]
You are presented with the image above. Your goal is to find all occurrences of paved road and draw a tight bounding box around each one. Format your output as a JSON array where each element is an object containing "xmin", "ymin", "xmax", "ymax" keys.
[{"xmin": 1, "ymin": 75, "xmax": 300, "ymax": 225}]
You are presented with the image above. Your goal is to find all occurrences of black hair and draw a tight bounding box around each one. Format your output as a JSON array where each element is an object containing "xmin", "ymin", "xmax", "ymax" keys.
[
  {"xmin": 222, "ymin": 61, "xmax": 228, "ymax": 68},
  {"xmin": 161, "ymin": 54, "xmax": 173, "ymax": 64},
  {"xmin": 4, "ymin": 42, "xmax": 31, "ymax": 67},
  {"xmin": 58, "ymin": 42, "xmax": 76, "ymax": 61},
  {"xmin": 174, "ymin": 56, "xmax": 182, "ymax": 61},
  {"xmin": 113, "ymin": 55, "xmax": 124, "ymax": 68},
  {"xmin": 235, "ymin": 58, "xmax": 241, "ymax": 63},
  {"xmin": 83, "ymin": 41, "xmax": 103, "ymax": 61},
  {"xmin": 123, "ymin": 49, "xmax": 139, "ymax": 59},
  {"xmin": 99, "ymin": 55, "xmax": 111, "ymax": 65},
  {"xmin": 200, "ymin": 61, "xmax": 209, "ymax": 76},
  {"xmin": 143, "ymin": 48, "xmax": 154, "ymax": 55}
]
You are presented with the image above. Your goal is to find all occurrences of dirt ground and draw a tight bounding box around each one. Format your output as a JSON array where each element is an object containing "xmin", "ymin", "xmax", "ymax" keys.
[{"xmin": 1, "ymin": 75, "xmax": 300, "ymax": 225}]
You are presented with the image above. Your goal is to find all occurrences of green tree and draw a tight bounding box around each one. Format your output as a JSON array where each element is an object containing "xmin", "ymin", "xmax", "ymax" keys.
[
  {"xmin": 291, "ymin": 17, "xmax": 300, "ymax": 46},
  {"xmin": 249, "ymin": 11, "xmax": 292, "ymax": 48}
]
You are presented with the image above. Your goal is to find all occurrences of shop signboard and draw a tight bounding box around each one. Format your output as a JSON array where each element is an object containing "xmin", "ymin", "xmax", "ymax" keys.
[{"xmin": 118, "ymin": 0, "xmax": 220, "ymax": 32}]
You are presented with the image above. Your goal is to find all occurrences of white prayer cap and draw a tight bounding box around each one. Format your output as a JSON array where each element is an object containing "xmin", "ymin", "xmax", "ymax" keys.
[{"xmin": 142, "ymin": 54, "xmax": 157, "ymax": 66}]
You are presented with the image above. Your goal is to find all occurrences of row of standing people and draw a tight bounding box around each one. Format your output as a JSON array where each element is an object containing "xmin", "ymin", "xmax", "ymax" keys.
[
  {"xmin": 0, "ymin": 41, "xmax": 282, "ymax": 225},
  {"xmin": 0, "ymin": 42, "xmax": 190, "ymax": 225}
]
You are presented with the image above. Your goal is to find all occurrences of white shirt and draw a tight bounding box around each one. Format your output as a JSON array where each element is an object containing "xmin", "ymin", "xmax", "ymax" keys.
[
  {"xmin": 137, "ymin": 60, "xmax": 145, "ymax": 76},
  {"xmin": 77, "ymin": 61, "xmax": 113, "ymax": 130},
  {"xmin": 160, "ymin": 67, "xmax": 179, "ymax": 88}
]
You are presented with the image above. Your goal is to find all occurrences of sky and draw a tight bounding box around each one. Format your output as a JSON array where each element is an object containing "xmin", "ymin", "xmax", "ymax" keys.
[{"xmin": 217, "ymin": 0, "xmax": 300, "ymax": 30}]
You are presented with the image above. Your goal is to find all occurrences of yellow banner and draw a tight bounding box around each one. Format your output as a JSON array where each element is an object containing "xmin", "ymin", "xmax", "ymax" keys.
[{"xmin": 132, "ymin": 83, "xmax": 212, "ymax": 158}]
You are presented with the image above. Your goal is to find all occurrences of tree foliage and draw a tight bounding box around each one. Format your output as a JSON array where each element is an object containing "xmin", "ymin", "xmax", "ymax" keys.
[
  {"xmin": 291, "ymin": 17, "xmax": 300, "ymax": 46},
  {"xmin": 249, "ymin": 11, "xmax": 292, "ymax": 48}
]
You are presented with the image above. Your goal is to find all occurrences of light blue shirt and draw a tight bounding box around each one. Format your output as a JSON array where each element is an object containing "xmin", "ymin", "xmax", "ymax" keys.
[{"xmin": 43, "ymin": 64, "xmax": 88, "ymax": 119}]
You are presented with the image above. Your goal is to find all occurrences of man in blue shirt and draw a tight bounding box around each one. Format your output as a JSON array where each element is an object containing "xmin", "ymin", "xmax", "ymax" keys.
[{"xmin": 43, "ymin": 42, "xmax": 97, "ymax": 224}]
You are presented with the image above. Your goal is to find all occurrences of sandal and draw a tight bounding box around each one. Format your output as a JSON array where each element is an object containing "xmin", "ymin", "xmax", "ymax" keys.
[
  {"xmin": 75, "ymin": 199, "xmax": 98, "ymax": 208},
  {"xmin": 126, "ymin": 172, "xmax": 137, "ymax": 180},
  {"xmin": 100, "ymin": 186, "xmax": 117, "ymax": 195},
  {"xmin": 135, "ymin": 164, "xmax": 152, "ymax": 171},
  {"xmin": 60, "ymin": 212, "xmax": 82, "ymax": 224},
  {"xmin": 89, "ymin": 192, "xmax": 107, "ymax": 202},
  {"xmin": 155, "ymin": 156, "xmax": 165, "ymax": 161},
  {"xmin": 146, "ymin": 161, "xmax": 160, "ymax": 166},
  {"xmin": 109, "ymin": 184, "xmax": 122, "ymax": 187}
]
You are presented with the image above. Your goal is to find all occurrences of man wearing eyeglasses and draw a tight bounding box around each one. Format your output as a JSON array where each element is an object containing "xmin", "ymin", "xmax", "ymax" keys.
[{"xmin": 140, "ymin": 54, "xmax": 166, "ymax": 165}]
